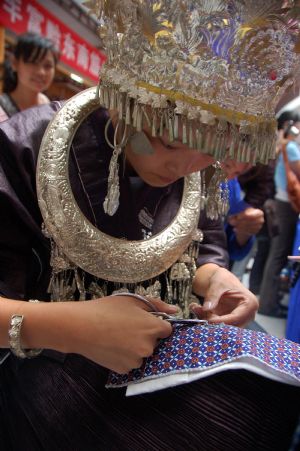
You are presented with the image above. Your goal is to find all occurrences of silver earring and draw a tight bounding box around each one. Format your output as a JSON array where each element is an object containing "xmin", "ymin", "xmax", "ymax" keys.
[
  {"xmin": 129, "ymin": 131, "xmax": 154, "ymax": 155},
  {"xmin": 200, "ymin": 170, "xmax": 207, "ymax": 211},
  {"xmin": 103, "ymin": 118, "xmax": 128, "ymax": 216},
  {"xmin": 205, "ymin": 162, "xmax": 229, "ymax": 220},
  {"xmin": 220, "ymin": 175, "xmax": 229, "ymax": 217}
]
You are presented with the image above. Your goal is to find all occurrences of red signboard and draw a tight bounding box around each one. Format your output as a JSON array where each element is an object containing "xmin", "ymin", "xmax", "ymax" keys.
[{"xmin": 0, "ymin": 0, "xmax": 106, "ymax": 82}]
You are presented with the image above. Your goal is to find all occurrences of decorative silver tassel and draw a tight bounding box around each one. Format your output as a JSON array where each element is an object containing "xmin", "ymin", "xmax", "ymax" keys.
[
  {"xmin": 152, "ymin": 110, "xmax": 157, "ymax": 137},
  {"xmin": 103, "ymin": 145, "xmax": 122, "ymax": 215},
  {"xmin": 200, "ymin": 170, "xmax": 207, "ymax": 211},
  {"xmin": 206, "ymin": 162, "xmax": 229, "ymax": 220},
  {"xmin": 168, "ymin": 108, "xmax": 175, "ymax": 142},
  {"xmin": 159, "ymin": 112, "xmax": 164, "ymax": 136},
  {"xmin": 125, "ymin": 96, "xmax": 131, "ymax": 125},
  {"xmin": 136, "ymin": 105, "xmax": 143, "ymax": 132},
  {"xmin": 174, "ymin": 114, "xmax": 179, "ymax": 140},
  {"xmin": 188, "ymin": 121, "xmax": 194, "ymax": 148},
  {"xmin": 103, "ymin": 118, "xmax": 128, "ymax": 216},
  {"xmin": 196, "ymin": 128, "xmax": 203, "ymax": 152},
  {"xmin": 182, "ymin": 117, "xmax": 187, "ymax": 144}
]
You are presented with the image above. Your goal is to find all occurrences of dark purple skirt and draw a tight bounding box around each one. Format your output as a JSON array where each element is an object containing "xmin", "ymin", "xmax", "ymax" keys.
[{"xmin": 0, "ymin": 352, "xmax": 299, "ymax": 451}]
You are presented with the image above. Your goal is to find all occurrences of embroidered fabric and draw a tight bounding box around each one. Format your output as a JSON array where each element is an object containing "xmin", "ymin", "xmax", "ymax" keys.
[{"xmin": 106, "ymin": 323, "xmax": 300, "ymax": 396}]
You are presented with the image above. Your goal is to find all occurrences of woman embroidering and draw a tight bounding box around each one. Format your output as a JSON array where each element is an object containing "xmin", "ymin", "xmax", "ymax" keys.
[{"xmin": 0, "ymin": 2, "xmax": 300, "ymax": 450}]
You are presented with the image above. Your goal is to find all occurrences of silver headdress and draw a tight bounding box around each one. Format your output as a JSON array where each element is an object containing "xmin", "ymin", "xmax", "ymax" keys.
[{"xmin": 85, "ymin": 0, "xmax": 300, "ymax": 164}]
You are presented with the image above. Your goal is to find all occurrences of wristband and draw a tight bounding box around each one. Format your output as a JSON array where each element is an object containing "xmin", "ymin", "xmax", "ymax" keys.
[{"xmin": 8, "ymin": 299, "xmax": 43, "ymax": 359}]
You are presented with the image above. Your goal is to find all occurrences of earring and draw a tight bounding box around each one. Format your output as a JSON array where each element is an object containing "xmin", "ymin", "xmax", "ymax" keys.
[
  {"xmin": 220, "ymin": 175, "xmax": 229, "ymax": 217},
  {"xmin": 199, "ymin": 170, "xmax": 207, "ymax": 211},
  {"xmin": 103, "ymin": 118, "xmax": 128, "ymax": 216},
  {"xmin": 129, "ymin": 131, "xmax": 154, "ymax": 155},
  {"xmin": 205, "ymin": 162, "xmax": 229, "ymax": 220}
]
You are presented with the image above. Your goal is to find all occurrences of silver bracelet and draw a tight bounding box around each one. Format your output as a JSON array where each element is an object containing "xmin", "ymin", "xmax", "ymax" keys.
[
  {"xmin": 8, "ymin": 299, "xmax": 43, "ymax": 359},
  {"xmin": 113, "ymin": 292, "xmax": 158, "ymax": 312}
]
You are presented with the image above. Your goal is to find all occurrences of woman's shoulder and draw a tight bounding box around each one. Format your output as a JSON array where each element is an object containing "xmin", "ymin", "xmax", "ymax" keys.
[
  {"xmin": 0, "ymin": 102, "xmax": 63, "ymax": 160},
  {"xmin": 0, "ymin": 102, "xmax": 107, "ymax": 161},
  {"xmin": 0, "ymin": 92, "xmax": 19, "ymax": 118},
  {"xmin": 0, "ymin": 101, "xmax": 61, "ymax": 132}
]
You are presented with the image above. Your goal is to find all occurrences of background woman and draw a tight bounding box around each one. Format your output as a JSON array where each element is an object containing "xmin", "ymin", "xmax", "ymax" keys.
[{"xmin": 0, "ymin": 32, "xmax": 58, "ymax": 121}]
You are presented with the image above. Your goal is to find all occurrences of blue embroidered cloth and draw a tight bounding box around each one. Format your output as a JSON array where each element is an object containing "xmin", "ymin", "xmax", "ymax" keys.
[{"xmin": 107, "ymin": 324, "xmax": 300, "ymax": 395}]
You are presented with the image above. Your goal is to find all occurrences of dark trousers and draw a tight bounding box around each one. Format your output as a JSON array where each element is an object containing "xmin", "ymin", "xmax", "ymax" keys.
[
  {"xmin": 249, "ymin": 231, "xmax": 271, "ymax": 294},
  {"xmin": 0, "ymin": 353, "xmax": 299, "ymax": 451},
  {"xmin": 259, "ymin": 199, "xmax": 298, "ymax": 315}
]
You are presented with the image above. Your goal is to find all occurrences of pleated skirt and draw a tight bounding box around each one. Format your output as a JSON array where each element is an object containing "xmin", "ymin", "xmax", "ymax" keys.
[{"xmin": 0, "ymin": 353, "xmax": 299, "ymax": 451}]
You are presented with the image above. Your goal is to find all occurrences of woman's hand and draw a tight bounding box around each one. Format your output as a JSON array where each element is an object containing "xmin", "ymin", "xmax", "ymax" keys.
[
  {"xmin": 54, "ymin": 296, "xmax": 174, "ymax": 374},
  {"xmin": 227, "ymin": 207, "xmax": 264, "ymax": 246},
  {"xmin": 191, "ymin": 267, "xmax": 258, "ymax": 327}
]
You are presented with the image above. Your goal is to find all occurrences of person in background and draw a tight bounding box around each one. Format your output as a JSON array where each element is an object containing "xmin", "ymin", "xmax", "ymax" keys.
[
  {"xmin": 225, "ymin": 177, "xmax": 264, "ymax": 262},
  {"xmin": 276, "ymin": 111, "xmax": 300, "ymax": 155},
  {"xmin": 0, "ymin": 32, "xmax": 58, "ymax": 121},
  {"xmin": 221, "ymin": 157, "xmax": 264, "ymax": 263},
  {"xmin": 228, "ymin": 112, "xmax": 299, "ymax": 289},
  {"xmin": 259, "ymin": 121, "xmax": 300, "ymax": 316},
  {"xmin": 231, "ymin": 162, "xmax": 277, "ymax": 292}
]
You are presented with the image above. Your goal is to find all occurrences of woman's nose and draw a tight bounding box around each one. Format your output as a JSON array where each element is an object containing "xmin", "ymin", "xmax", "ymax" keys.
[{"xmin": 36, "ymin": 64, "xmax": 46, "ymax": 76}]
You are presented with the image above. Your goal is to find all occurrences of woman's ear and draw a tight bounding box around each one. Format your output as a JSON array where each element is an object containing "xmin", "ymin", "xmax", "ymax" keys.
[{"xmin": 129, "ymin": 131, "xmax": 154, "ymax": 155}]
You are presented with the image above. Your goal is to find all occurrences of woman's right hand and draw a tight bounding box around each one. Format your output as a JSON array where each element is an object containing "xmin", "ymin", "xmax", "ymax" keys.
[{"xmin": 53, "ymin": 296, "xmax": 174, "ymax": 373}]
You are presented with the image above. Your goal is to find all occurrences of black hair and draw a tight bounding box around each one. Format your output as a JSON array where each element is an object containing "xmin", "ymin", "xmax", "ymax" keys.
[
  {"xmin": 277, "ymin": 110, "xmax": 300, "ymax": 130},
  {"xmin": 3, "ymin": 32, "xmax": 59, "ymax": 93}
]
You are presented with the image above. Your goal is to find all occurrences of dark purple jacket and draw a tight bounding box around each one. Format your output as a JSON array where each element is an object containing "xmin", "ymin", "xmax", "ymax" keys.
[{"xmin": 0, "ymin": 103, "xmax": 228, "ymax": 301}]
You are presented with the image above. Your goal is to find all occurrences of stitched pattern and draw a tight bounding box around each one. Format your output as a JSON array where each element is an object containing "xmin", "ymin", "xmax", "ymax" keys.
[{"xmin": 107, "ymin": 324, "xmax": 300, "ymax": 388}]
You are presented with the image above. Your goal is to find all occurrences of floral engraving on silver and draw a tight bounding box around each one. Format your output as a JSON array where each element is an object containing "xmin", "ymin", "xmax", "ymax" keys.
[{"xmin": 36, "ymin": 87, "xmax": 201, "ymax": 283}]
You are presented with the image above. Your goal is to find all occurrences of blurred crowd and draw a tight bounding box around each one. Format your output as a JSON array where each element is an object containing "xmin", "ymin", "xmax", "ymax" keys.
[{"xmin": 224, "ymin": 109, "xmax": 300, "ymax": 342}]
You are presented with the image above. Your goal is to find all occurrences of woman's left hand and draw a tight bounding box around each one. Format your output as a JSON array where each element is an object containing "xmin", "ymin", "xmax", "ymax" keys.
[
  {"xmin": 190, "ymin": 267, "xmax": 258, "ymax": 327},
  {"xmin": 227, "ymin": 207, "xmax": 264, "ymax": 237}
]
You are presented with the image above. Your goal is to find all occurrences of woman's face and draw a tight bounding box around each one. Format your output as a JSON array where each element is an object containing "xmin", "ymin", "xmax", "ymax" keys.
[
  {"xmin": 13, "ymin": 50, "xmax": 56, "ymax": 93},
  {"xmin": 125, "ymin": 129, "xmax": 215, "ymax": 187}
]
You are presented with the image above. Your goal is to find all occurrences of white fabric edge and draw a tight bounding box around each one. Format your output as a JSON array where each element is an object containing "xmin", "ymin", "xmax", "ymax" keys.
[{"xmin": 125, "ymin": 356, "xmax": 300, "ymax": 396}]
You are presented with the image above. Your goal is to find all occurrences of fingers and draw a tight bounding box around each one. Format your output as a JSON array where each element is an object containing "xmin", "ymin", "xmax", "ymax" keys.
[
  {"xmin": 147, "ymin": 298, "xmax": 179, "ymax": 314},
  {"xmin": 190, "ymin": 289, "xmax": 258, "ymax": 327},
  {"xmin": 208, "ymin": 304, "xmax": 256, "ymax": 327},
  {"xmin": 113, "ymin": 295, "xmax": 179, "ymax": 314},
  {"xmin": 202, "ymin": 298, "xmax": 219, "ymax": 311},
  {"xmin": 228, "ymin": 209, "xmax": 264, "ymax": 231},
  {"xmin": 202, "ymin": 289, "xmax": 220, "ymax": 312},
  {"xmin": 189, "ymin": 304, "xmax": 209, "ymax": 320},
  {"xmin": 190, "ymin": 302, "xmax": 255, "ymax": 327},
  {"xmin": 155, "ymin": 317, "xmax": 173, "ymax": 338}
]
